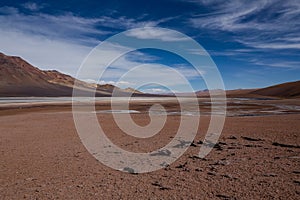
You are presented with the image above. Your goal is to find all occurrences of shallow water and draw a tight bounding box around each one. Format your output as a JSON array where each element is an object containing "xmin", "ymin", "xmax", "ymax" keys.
[{"xmin": 0, "ymin": 97, "xmax": 299, "ymax": 117}]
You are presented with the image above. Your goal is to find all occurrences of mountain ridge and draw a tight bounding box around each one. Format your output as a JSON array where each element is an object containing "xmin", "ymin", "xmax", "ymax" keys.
[{"xmin": 0, "ymin": 52, "xmax": 144, "ymax": 97}]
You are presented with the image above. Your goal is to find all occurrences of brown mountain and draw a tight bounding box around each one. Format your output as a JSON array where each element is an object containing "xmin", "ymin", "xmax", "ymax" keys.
[
  {"xmin": 250, "ymin": 80, "xmax": 300, "ymax": 98},
  {"xmin": 0, "ymin": 52, "xmax": 143, "ymax": 97},
  {"xmin": 196, "ymin": 81, "xmax": 300, "ymax": 99}
]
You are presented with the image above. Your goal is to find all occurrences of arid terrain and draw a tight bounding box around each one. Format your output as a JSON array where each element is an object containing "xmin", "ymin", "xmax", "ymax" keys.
[
  {"xmin": 0, "ymin": 52, "xmax": 300, "ymax": 199},
  {"xmin": 0, "ymin": 98, "xmax": 299, "ymax": 199}
]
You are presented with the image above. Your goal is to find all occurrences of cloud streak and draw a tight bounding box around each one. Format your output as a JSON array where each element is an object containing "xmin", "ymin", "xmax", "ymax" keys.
[{"xmin": 188, "ymin": 0, "xmax": 300, "ymax": 50}]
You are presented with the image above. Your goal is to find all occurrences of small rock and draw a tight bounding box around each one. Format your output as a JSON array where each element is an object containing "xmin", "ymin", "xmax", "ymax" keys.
[
  {"xmin": 150, "ymin": 149, "xmax": 171, "ymax": 156},
  {"xmin": 175, "ymin": 162, "xmax": 187, "ymax": 169},
  {"xmin": 195, "ymin": 168, "xmax": 203, "ymax": 172},
  {"xmin": 207, "ymin": 171, "xmax": 217, "ymax": 176},
  {"xmin": 263, "ymin": 173, "xmax": 277, "ymax": 177},
  {"xmin": 190, "ymin": 141, "xmax": 197, "ymax": 147},
  {"xmin": 25, "ymin": 177, "xmax": 36, "ymax": 181},
  {"xmin": 214, "ymin": 143, "xmax": 223, "ymax": 151},
  {"xmin": 244, "ymin": 144, "xmax": 262, "ymax": 147},
  {"xmin": 294, "ymin": 180, "xmax": 300, "ymax": 185},
  {"xmin": 212, "ymin": 160, "xmax": 230, "ymax": 166},
  {"xmin": 228, "ymin": 135, "xmax": 237, "ymax": 140},
  {"xmin": 216, "ymin": 194, "xmax": 232, "ymax": 199},
  {"xmin": 221, "ymin": 174, "xmax": 233, "ymax": 179},
  {"xmin": 189, "ymin": 155, "xmax": 199, "ymax": 160},
  {"xmin": 272, "ymin": 142, "xmax": 300, "ymax": 149},
  {"xmin": 151, "ymin": 181, "xmax": 171, "ymax": 190},
  {"xmin": 197, "ymin": 140, "xmax": 203, "ymax": 144},
  {"xmin": 123, "ymin": 167, "xmax": 136, "ymax": 174},
  {"xmin": 241, "ymin": 136, "xmax": 263, "ymax": 142}
]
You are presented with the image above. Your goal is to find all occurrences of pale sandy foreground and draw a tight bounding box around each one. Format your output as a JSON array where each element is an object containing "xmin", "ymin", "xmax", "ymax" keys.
[{"xmin": 0, "ymin": 103, "xmax": 299, "ymax": 199}]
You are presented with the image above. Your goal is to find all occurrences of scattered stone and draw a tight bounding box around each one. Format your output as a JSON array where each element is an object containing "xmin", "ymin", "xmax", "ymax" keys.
[
  {"xmin": 123, "ymin": 167, "xmax": 137, "ymax": 174},
  {"xmin": 272, "ymin": 142, "xmax": 300, "ymax": 149},
  {"xmin": 150, "ymin": 149, "xmax": 171, "ymax": 156},
  {"xmin": 263, "ymin": 173, "xmax": 277, "ymax": 177},
  {"xmin": 173, "ymin": 140, "xmax": 191, "ymax": 148},
  {"xmin": 207, "ymin": 171, "xmax": 217, "ymax": 176},
  {"xmin": 244, "ymin": 144, "xmax": 262, "ymax": 147},
  {"xmin": 213, "ymin": 143, "xmax": 223, "ymax": 151},
  {"xmin": 216, "ymin": 194, "xmax": 232, "ymax": 199},
  {"xmin": 294, "ymin": 180, "xmax": 300, "ymax": 185},
  {"xmin": 151, "ymin": 181, "xmax": 171, "ymax": 190},
  {"xmin": 241, "ymin": 136, "xmax": 263, "ymax": 142},
  {"xmin": 160, "ymin": 162, "xmax": 169, "ymax": 168},
  {"xmin": 197, "ymin": 140, "xmax": 203, "ymax": 144},
  {"xmin": 221, "ymin": 174, "xmax": 233, "ymax": 179},
  {"xmin": 209, "ymin": 165, "xmax": 217, "ymax": 171},
  {"xmin": 228, "ymin": 135, "xmax": 237, "ymax": 140},
  {"xmin": 212, "ymin": 160, "xmax": 230, "ymax": 166},
  {"xmin": 219, "ymin": 142, "xmax": 227, "ymax": 145},
  {"xmin": 195, "ymin": 168, "xmax": 203, "ymax": 172},
  {"xmin": 190, "ymin": 141, "xmax": 197, "ymax": 147},
  {"xmin": 189, "ymin": 155, "xmax": 202, "ymax": 160},
  {"xmin": 25, "ymin": 177, "xmax": 36, "ymax": 181},
  {"xmin": 175, "ymin": 161, "xmax": 187, "ymax": 169}
]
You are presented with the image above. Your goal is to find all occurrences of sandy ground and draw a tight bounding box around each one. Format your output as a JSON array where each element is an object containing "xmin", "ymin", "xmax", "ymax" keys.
[{"xmin": 0, "ymin": 100, "xmax": 300, "ymax": 199}]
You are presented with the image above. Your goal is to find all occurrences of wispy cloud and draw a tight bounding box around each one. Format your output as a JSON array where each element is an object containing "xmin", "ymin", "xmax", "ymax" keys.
[
  {"xmin": 0, "ymin": 6, "xmax": 163, "ymax": 73},
  {"xmin": 249, "ymin": 59, "xmax": 300, "ymax": 69},
  {"xmin": 125, "ymin": 27, "xmax": 189, "ymax": 41},
  {"xmin": 188, "ymin": 0, "xmax": 300, "ymax": 50},
  {"xmin": 0, "ymin": 5, "xmax": 200, "ymax": 91},
  {"xmin": 0, "ymin": 5, "xmax": 165, "ymax": 46},
  {"xmin": 22, "ymin": 2, "xmax": 45, "ymax": 11},
  {"xmin": 0, "ymin": 7, "xmax": 108, "ymax": 46}
]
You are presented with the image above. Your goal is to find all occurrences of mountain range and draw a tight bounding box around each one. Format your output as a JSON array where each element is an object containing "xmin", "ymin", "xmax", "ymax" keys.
[
  {"xmin": 0, "ymin": 52, "xmax": 145, "ymax": 97},
  {"xmin": 0, "ymin": 52, "xmax": 299, "ymax": 98}
]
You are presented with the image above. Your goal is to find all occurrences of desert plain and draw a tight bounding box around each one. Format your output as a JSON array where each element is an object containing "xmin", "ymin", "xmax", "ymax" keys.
[{"xmin": 0, "ymin": 97, "xmax": 299, "ymax": 200}]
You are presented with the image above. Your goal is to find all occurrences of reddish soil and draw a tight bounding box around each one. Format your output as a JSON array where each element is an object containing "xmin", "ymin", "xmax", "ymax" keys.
[{"xmin": 0, "ymin": 102, "xmax": 299, "ymax": 199}]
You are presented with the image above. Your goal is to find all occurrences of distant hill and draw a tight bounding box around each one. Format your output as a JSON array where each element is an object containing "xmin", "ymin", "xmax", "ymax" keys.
[
  {"xmin": 0, "ymin": 52, "xmax": 143, "ymax": 97},
  {"xmin": 1, "ymin": 52, "xmax": 298, "ymax": 98},
  {"xmin": 181, "ymin": 81, "xmax": 300, "ymax": 99},
  {"xmin": 249, "ymin": 80, "xmax": 300, "ymax": 98},
  {"xmin": 196, "ymin": 81, "xmax": 300, "ymax": 99}
]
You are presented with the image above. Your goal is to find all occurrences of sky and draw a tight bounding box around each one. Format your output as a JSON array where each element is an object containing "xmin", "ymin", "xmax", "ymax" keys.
[{"xmin": 0, "ymin": 0, "xmax": 299, "ymax": 93}]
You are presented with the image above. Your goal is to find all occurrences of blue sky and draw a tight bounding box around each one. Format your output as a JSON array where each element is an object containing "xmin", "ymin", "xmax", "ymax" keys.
[{"xmin": 0, "ymin": 0, "xmax": 299, "ymax": 92}]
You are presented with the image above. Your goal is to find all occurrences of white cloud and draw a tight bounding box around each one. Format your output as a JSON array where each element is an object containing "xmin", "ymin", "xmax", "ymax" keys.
[
  {"xmin": 0, "ymin": 29, "xmax": 92, "ymax": 75},
  {"xmin": 125, "ymin": 27, "xmax": 188, "ymax": 41},
  {"xmin": 0, "ymin": 6, "xmax": 203, "ymax": 91},
  {"xmin": 240, "ymin": 41, "xmax": 300, "ymax": 50},
  {"xmin": 0, "ymin": 10, "xmax": 108, "ymax": 46},
  {"xmin": 22, "ymin": 2, "xmax": 45, "ymax": 11},
  {"xmin": 143, "ymin": 88, "xmax": 169, "ymax": 94},
  {"xmin": 0, "ymin": 6, "xmax": 163, "ymax": 76},
  {"xmin": 188, "ymin": 0, "xmax": 300, "ymax": 50}
]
